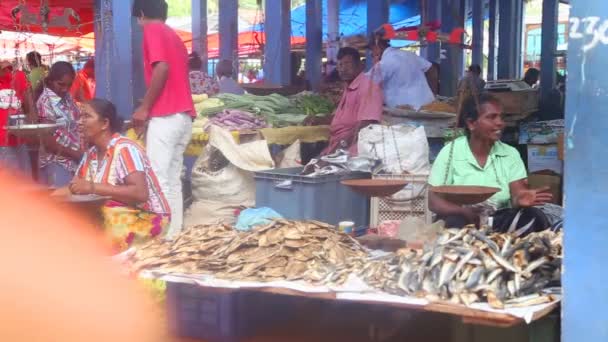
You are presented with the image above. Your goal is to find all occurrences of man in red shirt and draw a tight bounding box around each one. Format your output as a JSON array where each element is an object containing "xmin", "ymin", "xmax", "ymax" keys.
[
  {"xmin": 132, "ymin": 0, "xmax": 195, "ymax": 238},
  {"xmin": 0, "ymin": 61, "xmax": 35, "ymax": 178}
]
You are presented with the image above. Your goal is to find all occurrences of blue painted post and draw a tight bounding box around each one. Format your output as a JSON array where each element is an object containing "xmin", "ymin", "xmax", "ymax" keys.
[
  {"xmin": 540, "ymin": 0, "xmax": 558, "ymax": 105},
  {"xmin": 471, "ymin": 0, "xmax": 483, "ymax": 66},
  {"xmin": 192, "ymin": 0, "xmax": 208, "ymax": 72},
  {"xmin": 219, "ymin": 0, "xmax": 238, "ymax": 76},
  {"xmin": 498, "ymin": 0, "xmax": 523, "ymax": 79},
  {"xmin": 367, "ymin": 0, "xmax": 389, "ymax": 70},
  {"xmin": 306, "ymin": 0, "xmax": 322, "ymax": 91},
  {"xmin": 421, "ymin": 0, "xmax": 441, "ymax": 63},
  {"xmin": 327, "ymin": 0, "xmax": 340, "ymax": 75},
  {"xmin": 94, "ymin": 0, "xmax": 144, "ymax": 119},
  {"xmin": 564, "ymin": 2, "xmax": 608, "ymax": 342},
  {"xmin": 488, "ymin": 0, "xmax": 497, "ymax": 80},
  {"xmin": 439, "ymin": 0, "xmax": 465, "ymax": 97},
  {"xmin": 264, "ymin": 0, "xmax": 292, "ymax": 86},
  {"xmin": 514, "ymin": 0, "xmax": 524, "ymax": 78}
]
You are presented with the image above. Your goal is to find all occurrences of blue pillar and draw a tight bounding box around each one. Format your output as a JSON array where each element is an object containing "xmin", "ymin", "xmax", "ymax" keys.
[
  {"xmin": 326, "ymin": 0, "xmax": 340, "ymax": 75},
  {"xmin": 540, "ymin": 0, "xmax": 558, "ymax": 104},
  {"xmin": 564, "ymin": 2, "xmax": 608, "ymax": 342},
  {"xmin": 95, "ymin": 0, "xmax": 144, "ymax": 120},
  {"xmin": 439, "ymin": 0, "xmax": 465, "ymax": 97},
  {"xmin": 219, "ymin": 0, "xmax": 238, "ymax": 76},
  {"xmin": 421, "ymin": 0, "xmax": 441, "ymax": 63},
  {"xmin": 306, "ymin": 0, "xmax": 322, "ymax": 91},
  {"xmin": 264, "ymin": 0, "xmax": 291, "ymax": 86},
  {"xmin": 487, "ymin": 0, "xmax": 497, "ymax": 80},
  {"xmin": 192, "ymin": 0, "xmax": 208, "ymax": 73},
  {"xmin": 471, "ymin": 0, "xmax": 483, "ymax": 66},
  {"xmin": 497, "ymin": 0, "xmax": 522, "ymax": 79},
  {"xmin": 367, "ymin": 0, "xmax": 389, "ymax": 70},
  {"xmin": 514, "ymin": 0, "xmax": 524, "ymax": 78}
]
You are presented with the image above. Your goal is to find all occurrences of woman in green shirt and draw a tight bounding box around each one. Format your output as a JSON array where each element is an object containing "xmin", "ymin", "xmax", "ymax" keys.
[
  {"xmin": 26, "ymin": 51, "xmax": 48, "ymax": 97},
  {"xmin": 428, "ymin": 93, "xmax": 553, "ymax": 228}
]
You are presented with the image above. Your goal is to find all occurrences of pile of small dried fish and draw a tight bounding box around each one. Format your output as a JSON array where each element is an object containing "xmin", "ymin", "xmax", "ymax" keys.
[
  {"xmin": 130, "ymin": 220, "xmax": 368, "ymax": 285},
  {"xmin": 362, "ymin": 226, "xmax": 562, "ymax": 309}
]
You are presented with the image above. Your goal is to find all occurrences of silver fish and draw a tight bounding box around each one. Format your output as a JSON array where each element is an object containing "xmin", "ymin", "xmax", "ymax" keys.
[
  {"xmin": 488, "ymin": 249, "xmax": 521, "ymax": 274},
  {"xmin": 471, "ymin": 230, "xmax": 500, "ymax": 253},
  {"xmin": 486, "ymin": 268, "xmax": 503, "ymax": 284},
  {"xmin": 439, "ymin": 260, "xmax": 457, "ymax": 287},
  {"xmin": 465, "ymin": 266, "xmax": 485, "ymax": 290},
  {"xmin": 501, "ymin": 235, "xmax": 512, "ymax": 257},
  {"xmin": 439, "ymin": 229, "xmax": 468, "ymax": 246},
  {"xmin": 523, "ymin": 256, "xmax": 550, "ymax": 278},
  {"xmin": 447, "ymin": 251, "xmax": 476, "ymax": 285},
  {"xmin": 507, "ymin": 210, "xmax": 523, "ymax": 233},
  {"xmin": 513, "ymin": 218, "xmax": 536, "ymax": 238}
]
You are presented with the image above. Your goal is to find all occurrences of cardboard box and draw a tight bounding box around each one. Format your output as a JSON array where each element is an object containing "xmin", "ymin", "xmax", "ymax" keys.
[
  {"xmin": 528, "ymin": 173, "xmax": 562, "ymax": 205},
  {"xmin": 527, "ymin": 144, "xmax": 563, "ymax": 175}
]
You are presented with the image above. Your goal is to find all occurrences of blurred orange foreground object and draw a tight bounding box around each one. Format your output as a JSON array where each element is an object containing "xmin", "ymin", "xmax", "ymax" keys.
[{"xmin": 0, "ymin": 172, "xmax": 164, "ymax": 342}]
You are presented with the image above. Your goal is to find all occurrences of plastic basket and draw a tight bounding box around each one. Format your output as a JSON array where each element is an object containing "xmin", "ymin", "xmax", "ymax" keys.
[
  {"xmin": 369, "ymin": 173, "xmax": 431, "ymax": 227},
  {"xmin": 166, "ymin": 282, "xmax": 294, "ymax": 342},
  {"xmin": 254, "ymin": 167, "xmax": 370, "ymax": 227}
]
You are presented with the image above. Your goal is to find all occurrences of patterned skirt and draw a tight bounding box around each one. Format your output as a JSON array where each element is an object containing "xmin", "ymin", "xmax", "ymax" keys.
[{"xmin": 102, "ymin": 200, "xmax": 170, "ymax": 253}]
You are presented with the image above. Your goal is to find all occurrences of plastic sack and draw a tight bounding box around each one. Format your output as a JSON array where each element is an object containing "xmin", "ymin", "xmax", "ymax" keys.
[
  {"xmin": 358, "ymin": 124, "xmax": 431, "ymax": 200},
  {"xmin": 235, "ymin": 207, "xmax": 283, "ymax": 231}
]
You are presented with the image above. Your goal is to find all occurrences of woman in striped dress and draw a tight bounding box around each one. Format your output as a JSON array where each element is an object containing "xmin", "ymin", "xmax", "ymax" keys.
[{"xmin": 69, "ymin": 98, "xmax": 170, "ymax": 253}]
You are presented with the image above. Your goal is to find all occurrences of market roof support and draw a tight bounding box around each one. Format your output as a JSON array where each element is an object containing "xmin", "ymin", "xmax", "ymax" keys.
[
  {"xmin": 264, "ymin": 0, "xmax": 292, "ymax": 86},
  {"xmin": 306, "ymin": 0, "xmax": 323, "ymax": 91},
  {"xmin": 94, "ymin": 0, "xmax": 144, "ymax": 119},
  {"xmin": 514, "ymin": 0, "xmax": 524, "ymax": 78},
  {"xmin": 192, "ymin": 0, "xmax": 208, "ymax": 73},
  {"xmin": 471, "ymin": 0, "xmax": 484, "ymax": 66},
  {"xmin": 564, "ymin": 2, "xmax": 608, "ymax": 341},
  {"xmin": 487, "ymin": 0, "xmax": 498, "ymax": 80},
  {"xmin": 439, "ymin": 0, "xmax": 465, "ymax": 97},
  {"xmin": 219, "ymin": 0, "xmax": 238, "ymax": 76},
  {"xmin": 540, "ymin": 0, "xmax": 558, "ymax": 105},
  {"xmin": 421, "ymin": 0, "xmax": 441, "ymax": 63},
  {"xmin": 497, "ymin": 0, "xmax": 522, "ymax": 79},
  {"xmin": 327, "ymin": 0, "xmax": 340, "ymax": 74},
  {"xmin": 367, "ymin": 0, "xmax": 389, "ymax": 70}
]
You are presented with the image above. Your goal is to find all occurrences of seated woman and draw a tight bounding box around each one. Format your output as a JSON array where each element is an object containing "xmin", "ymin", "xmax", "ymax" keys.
[
  {"xmin": 37, "ymin": 61, "xmax": 83, "ymax": 187},
  {"xmin": 69, "ymin": 99, "xmax": 170, "ymax": 252},
  {"xmin": 428, "ymin": 93, "xmax": 553, "ymax": 229}
]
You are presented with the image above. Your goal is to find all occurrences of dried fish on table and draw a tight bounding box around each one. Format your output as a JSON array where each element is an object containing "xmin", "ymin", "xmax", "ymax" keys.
[
  {"xmin": 130, "ymin": 220, "xmax": 369, "ymax": 286},
  {"xmin": 361, "ymin": 226, "xmax": 563, "ymax": 308}
]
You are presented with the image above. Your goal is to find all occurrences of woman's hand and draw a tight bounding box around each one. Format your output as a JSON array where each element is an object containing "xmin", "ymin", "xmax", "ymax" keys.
[
  {"xmin": 69, "ymin": 178, "xmax": 94, "ymax": 195},
  {"xmin": 515, "ymin": 186, "xmax": 553, "ymax": 207}
]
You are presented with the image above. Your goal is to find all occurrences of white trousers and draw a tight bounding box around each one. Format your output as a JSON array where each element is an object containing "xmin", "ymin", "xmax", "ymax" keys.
[{"xmin": 146, "ymin": 113, "xmax": 192, "ymax": 238}]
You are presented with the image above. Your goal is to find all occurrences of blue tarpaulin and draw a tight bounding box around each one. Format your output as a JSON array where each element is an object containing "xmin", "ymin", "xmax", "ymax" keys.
[{"xmin": 247, "ymin": 0, "xmax": 421, "ymax": 47}]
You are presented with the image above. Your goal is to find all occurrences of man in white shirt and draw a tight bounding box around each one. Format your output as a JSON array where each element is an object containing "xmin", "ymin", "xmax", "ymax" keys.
[{"xmin": 368, "ymin": 37, "xmax": 436, "ymax": 110}]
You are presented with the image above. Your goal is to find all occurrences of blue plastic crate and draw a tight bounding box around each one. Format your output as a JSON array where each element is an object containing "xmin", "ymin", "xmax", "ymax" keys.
[
  {"xmin": 167, "ymin": 282, "xmax": 295, "ymax": 342},
  {"xmin": 254, "ymin": 167, "xmax": 370, "ymax": 227}
]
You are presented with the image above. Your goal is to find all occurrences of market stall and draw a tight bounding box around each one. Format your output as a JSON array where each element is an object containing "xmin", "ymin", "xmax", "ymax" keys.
[{"xmin": 123, "ymin": 219, "xmax": 562, "ymax": 341}]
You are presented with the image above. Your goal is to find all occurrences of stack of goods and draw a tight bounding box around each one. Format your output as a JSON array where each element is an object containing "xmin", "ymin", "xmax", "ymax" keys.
[
  {"xmin": 192, "ymin": 94, "xmax": 224, "ymax": 115},
  {"xmin": 208, "ymin": 109, "xmax": 269, "ymax": 131},
  {"xmin": 131, "ymin": 220, "xmax": 368, "ymax": 285},
  {"xmin": 362, "ymin": 226, "xmax": 562, "ymax": 308},
  {"xmin": 198, "ymin": 93, "xmax": 333, "ymax": 128}
]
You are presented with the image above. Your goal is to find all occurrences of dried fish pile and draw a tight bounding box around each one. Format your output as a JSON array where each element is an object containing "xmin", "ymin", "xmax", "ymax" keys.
[
  {"xmin": 131, "ymin": 220, "xmax": 368, "ymax": 285},
  {"xmin": 362, "ymin": 226, "xmax": 562, "ymax": 309}
]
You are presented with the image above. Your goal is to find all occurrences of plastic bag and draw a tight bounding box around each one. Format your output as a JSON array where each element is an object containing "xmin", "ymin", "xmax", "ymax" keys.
[{"xmin": 235, "ymin": 207, "xmax": 283, "ymax": 231}]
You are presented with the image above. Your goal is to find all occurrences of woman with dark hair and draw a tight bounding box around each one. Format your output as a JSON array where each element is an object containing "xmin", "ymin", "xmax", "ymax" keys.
[
  {"xmin": 215, "ymin": 59, "xmax": 244, "ymax": 95},
  {"xmin": 37, "ymin": 61, "xmax": 83, "ymax": 187},
  {"xmin": 26, "ymin": 51, "xmax": 48, "ymax": 91},
  {"xmin": 188, "ymin": 52, "xmax": 218, "ymax": 96},
  {"xmin": 70, "ymin": 99, "xmax": 170, "ymax": 252},
  {"xmin": 428, "ymin": 94, "xmax": 553, "ymax": 229}
]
